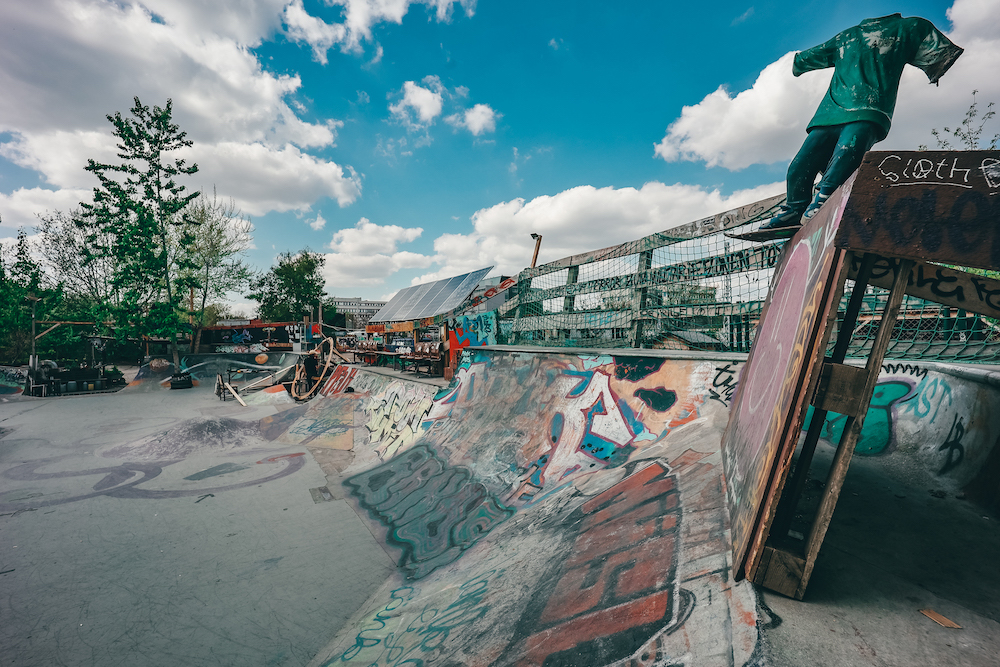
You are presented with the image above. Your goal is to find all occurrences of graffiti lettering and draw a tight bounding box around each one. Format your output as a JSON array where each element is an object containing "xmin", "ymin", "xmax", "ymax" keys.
[
  {"xmin": 881, "ymin": 363, "xmax": 927, "ymax": 378},
  {"xmin": 366, "ymin": 381, "xmax": 434, "ymax": 460},
  {"xmin": 334, "ymin": 570, "xmax": 499, "ymax": 667},
  {"xmin": 321, "ymin": 365, "xmax": 357, "ymax": 396},
  {"xmin": 709, "ymin": 363, "xmax": 740, "ymax": 406},
  {"xmin": 900, "ymin": 374, "xmax": 953, "ymax": 424},
  {"xmin": 344, "ymin": 445, "xmax": 513, "ymax": 579},
  {"xmin": 938, "ymin": 414, "xmax": 966, "ymax": 474}
]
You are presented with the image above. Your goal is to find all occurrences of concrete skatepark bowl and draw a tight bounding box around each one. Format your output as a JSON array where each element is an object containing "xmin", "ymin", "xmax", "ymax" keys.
[{"xmin": 1, "ymin": 348, "xmax": 999, "ymax": 666}]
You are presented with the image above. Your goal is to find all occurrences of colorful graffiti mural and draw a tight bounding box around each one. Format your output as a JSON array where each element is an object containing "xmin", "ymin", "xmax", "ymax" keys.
[
  {"xmin": 308, "ymin": 350, "xmax": 763, "ymax": 666},
  {"xmin": 448, "ymin": 311, "xmax": 498, "ymax": 364}
]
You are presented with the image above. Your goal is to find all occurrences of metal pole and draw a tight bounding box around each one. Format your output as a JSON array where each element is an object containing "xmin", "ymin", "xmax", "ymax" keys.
[{"xmin": 530, "ymin": 234, "xmax": 542, "ymax": 268}]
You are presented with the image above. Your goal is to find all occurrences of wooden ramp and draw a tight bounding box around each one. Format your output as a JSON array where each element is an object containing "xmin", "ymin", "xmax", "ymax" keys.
[{"xmin": 722, "ymin": 150, "xmax": 1000, "ymax": 599}]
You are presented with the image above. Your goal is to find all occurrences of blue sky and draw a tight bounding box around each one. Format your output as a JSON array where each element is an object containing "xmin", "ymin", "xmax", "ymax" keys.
[{"xmin": 1, "ymin": 0, "xmax": 995, "ymax": 309}]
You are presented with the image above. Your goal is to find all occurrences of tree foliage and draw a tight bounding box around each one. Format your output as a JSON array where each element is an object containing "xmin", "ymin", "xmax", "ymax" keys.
[
  {"xmin": 180, "ymin": 190, "xmax": 254, "ymax": 350},
  {"xmin": 0, "ymin": 229, "xmax": 61, "ymax": 363},
  {"xmin": 77, "ymin": 97, "xmax": 199, "ymax": 365},
  {"xmin": 926, "ymin": 90, "xmax": 999, "ymax": 150},
  {"xmin": 247, "ymin": 251, "xmax": 327, "ymax": 322}
]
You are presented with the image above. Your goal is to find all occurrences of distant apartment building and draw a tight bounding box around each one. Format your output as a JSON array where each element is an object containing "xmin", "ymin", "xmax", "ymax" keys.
[{"xmin": 330, "ymin": 296, "xmax": 386, "ymax": 329}]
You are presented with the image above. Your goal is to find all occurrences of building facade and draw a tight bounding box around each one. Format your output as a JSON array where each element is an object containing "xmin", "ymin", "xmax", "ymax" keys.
[{"xmin": 330, "ymin": 297, "xmax": 387, "ymax": 329}]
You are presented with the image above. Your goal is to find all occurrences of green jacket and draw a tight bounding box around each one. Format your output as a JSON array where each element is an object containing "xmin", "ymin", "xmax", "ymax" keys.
[{"xmin": 794, "ymin": 14, "xmax": 963, "ymax": 139}]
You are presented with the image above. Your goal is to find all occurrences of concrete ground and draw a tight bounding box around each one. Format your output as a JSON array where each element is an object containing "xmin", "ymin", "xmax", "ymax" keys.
[
  {"xmin": 0, "ymin": 386, "xmax": 394, "ymax": 667},
  {"xmin": 2, "ymin": 359, "xmax": 999, "ymax": 666},
  {"xmin": 761, "ymin": 439, "xmax": 1000, "ymax": 667}
]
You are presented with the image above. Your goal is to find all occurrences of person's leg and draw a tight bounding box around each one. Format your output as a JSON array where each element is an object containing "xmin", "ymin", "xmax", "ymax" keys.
[
  {"xmin": 801, "ymin": 121, "xmax": 881, "ymax": 221},
  {"xmin": 761, "ymin": 126, "xmax": 839, "ymax": 229}
]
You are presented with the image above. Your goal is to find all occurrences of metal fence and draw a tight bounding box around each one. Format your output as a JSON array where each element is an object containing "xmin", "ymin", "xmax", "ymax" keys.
[{"xmin": 489, "ymin": 194, "xmax": 1000, "ymax": 361}]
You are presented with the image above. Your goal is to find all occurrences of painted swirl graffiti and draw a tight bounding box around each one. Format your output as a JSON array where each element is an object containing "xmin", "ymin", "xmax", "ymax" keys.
[
  {"xmin": 0, "ymin": 452, "xmax": 305, "ymax": 511},
  {"xmin": 344, "ymin": 445, "xmax": 514, "ymax": 579}
]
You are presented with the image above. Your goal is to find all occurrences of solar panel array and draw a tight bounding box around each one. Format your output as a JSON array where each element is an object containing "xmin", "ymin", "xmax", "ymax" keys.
[{"xmin": 369, "ymin": 266, "xmax": 494, "ymax": 322}]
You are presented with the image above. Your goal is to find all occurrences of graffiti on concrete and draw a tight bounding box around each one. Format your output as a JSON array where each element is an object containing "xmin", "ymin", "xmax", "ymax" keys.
[
  {"xmin": 899, "ymin": 372, "xmax": 954, "ymax": 424},
  {"xmin": 334, "ymin": 572, "xmax": 498, "ymax": 667},
  {"xmin": 938, "ymin": 414, "xmax": 966, "ymax": 474},
  {"xmin": 366, "ymin": 381, "xmax": 435, "ymax": 460},
  {"xmin": 344, "ymin": 445, "xmax": 514, "ymax": 580},
  {"xmin": 709, "ymin": 362, "xmax": 741, "ymax": 407},
  {"xmin": 449, "ymin": 311, "xmax": 498, "ymax": 350},
  {"xmin": 808, "ymin": 379, "xmax": 918, "ymax": 456},
  {"xmin": 499, "ymin": 462, "xmax": 692, "ymax": 667},
  {"xmin": 0, "ymin": 452, "xmax": 305, "ymax": 512},
  {"xmin": 321, "ymin": 365, "xmax": 357, "ymax": 396}
]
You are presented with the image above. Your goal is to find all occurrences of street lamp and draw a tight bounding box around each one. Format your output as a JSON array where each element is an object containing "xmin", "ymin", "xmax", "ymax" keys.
[{"xmin": 530, "ymin": 233, "xmax": 543, "ymax": 268}]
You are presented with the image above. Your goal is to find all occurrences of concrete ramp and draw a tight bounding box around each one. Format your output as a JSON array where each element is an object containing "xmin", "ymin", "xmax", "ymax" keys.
[{"xmin": 296, "ymin": 349, "xmax": 763, "ymax": 667}]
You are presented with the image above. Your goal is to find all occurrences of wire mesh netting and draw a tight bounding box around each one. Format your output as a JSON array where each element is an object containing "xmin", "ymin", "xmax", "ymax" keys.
[{"xmin": 489, "ymin": 194, "xmax": 1000, "ymax": 361}]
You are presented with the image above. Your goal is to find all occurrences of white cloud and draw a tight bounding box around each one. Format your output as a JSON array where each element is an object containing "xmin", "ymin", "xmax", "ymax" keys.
[
  {"xmin": 308, "ymin": 211, "xmax": 327, "ymax": 230},
  {"xmin": 654, "ymin": 52, "xmax": 829, "ymax": 170},
  {"xmin": 321, "ymin": 217, "xmax": 432, "ymax": 288},
  {"xmin": 413, "ymin": 180, "xmax": 785, "ymax": 284},
  {"xmin": 283, "ymin": 0, "xmax": 347, "ymax": 65},
  {"xmin": 389, "ymin": 78, "xmax": 445, "ymax": 130},
  {"xmin": 187, "ymin": 142, "xmax": 361, "ymax": 216},
  {"xmin": 284, "ymin": 0, "xmax": 476, "ymax": 62},
  {"xmin": 0, "ymin": 187, "xmax": 92, "ymax": 230},
  {"xmin": 0, "ymin": 0, "xmax": 362, "ymax": 235},
  {"xmin": 655, "ymin": 0, "xmax": 1000, "ymax": 169},
  {"xmin": 329, "ymin": 217, "xmax": 423, "ymax": 254},
  {"xmin": 446, "ymin": 103, "xmax": 500, "ymax": 135},
  {"xmin": 731, "ymin": 7, "xmax": 754, "ymax": 26}
]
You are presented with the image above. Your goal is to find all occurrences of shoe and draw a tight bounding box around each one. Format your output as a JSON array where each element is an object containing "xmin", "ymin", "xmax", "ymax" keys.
[
  {"xmin": 801, "ymin": 192, "xmax": 831, "ymax": 222},
  {"xmin": 759, "ymin": 205, "xmax": 804, "ymax": 231}
]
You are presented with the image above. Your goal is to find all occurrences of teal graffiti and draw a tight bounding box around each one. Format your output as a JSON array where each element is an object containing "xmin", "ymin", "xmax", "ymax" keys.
[
  {"xmin": 899, "ymin": 374, "xmax": 953, "ymax": 424},
  {"xmin": 804, "ymin": 380, "xmax": 916, "ymax": 456}
]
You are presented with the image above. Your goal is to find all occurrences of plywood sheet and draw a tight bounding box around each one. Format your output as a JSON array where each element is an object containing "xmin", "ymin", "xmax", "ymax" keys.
[{"xmin": 721, "ymin": 176, "xmax": 853, "ymax": 579}]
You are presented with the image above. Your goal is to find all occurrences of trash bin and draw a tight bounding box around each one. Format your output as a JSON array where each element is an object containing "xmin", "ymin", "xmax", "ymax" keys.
[{"xmin": 67, "ymin": 381, "xmax": 77, "ymax": 392}]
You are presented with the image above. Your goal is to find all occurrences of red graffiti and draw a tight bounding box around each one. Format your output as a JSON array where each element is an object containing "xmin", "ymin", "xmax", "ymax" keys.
[
  {"xmin": 516, "ymin": 462, "xmax": 685, "ymax": 666},
  {"xmin": 321, "ymin": 365, "xmax": 357, "ymax": 396}
]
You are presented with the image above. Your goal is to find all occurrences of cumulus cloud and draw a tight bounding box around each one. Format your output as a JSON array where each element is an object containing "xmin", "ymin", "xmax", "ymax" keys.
[
  {"xmin": 321, "ymin": 217, "xmax": 432, "ymax": 288},
  {"xmin": 283, "ymin": 0, "xmax": 347, "ymax": 64},
  {"xmin": 0, "ymin": 0, "xmax": 363, "ymax": 234},
  {"xmin": 308, "ymin": 211, "xmax": 327, "ymax": 230},
  {"xmin": 412, "ymin": 180, "xmax": 784, "ymax": 284},
  {"xmin": 284, "ymin": 0, "xmax": 476, "ymax": 61},
  {"xmin": 389, "ymin": 77, "xmax": 446, "ymax": 130},
  {"xmin": 654, "ymin": 52, "xmax": 829, "ymax": 170},
  {"xmin": 656, "ymin": 0, "xmax": 1000, "ymax": 170},
  {"xmin": 446, "ymin": 103, "xmax": 500, "ymax": 135}
]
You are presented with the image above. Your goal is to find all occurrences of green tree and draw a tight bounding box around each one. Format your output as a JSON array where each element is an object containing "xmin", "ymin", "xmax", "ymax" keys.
[
  {"xmin": 78, "ymin": 97, "xmax": 199, "ymax": 367},
  {"xmin": 0, "ymin": 229, "xmax": 61, "ymax": 364},
  {"xmin": 178, "ymin": 191, "xmax": 254, "ymax": 351},
  {"xmin": 247, "ymin": 250, "xmax": 327, "ymax": 322}
]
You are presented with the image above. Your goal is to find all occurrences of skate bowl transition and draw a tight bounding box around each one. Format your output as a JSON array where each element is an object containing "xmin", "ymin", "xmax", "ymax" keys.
[{"xmin": 277, "ymin": 346, "xmax": 1000, "ymax": 667}]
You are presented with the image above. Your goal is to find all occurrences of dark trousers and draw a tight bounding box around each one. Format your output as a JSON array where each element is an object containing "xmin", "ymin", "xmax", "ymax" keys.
[{"xmin": 786, "ymin": 121, "xmax": 881, "ymax": 210}]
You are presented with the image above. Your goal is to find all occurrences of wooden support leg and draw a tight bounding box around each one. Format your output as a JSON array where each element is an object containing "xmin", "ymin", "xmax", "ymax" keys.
[
  {"xmin": 793, "ymin": 258, "xmax": 913, "ymax": 599},
  {"xmin": 772, "ymin": 253, "xmax": 876, "ymax": 538}
]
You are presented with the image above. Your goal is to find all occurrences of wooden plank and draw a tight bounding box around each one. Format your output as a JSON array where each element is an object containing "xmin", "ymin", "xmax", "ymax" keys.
[
  {"xmin": 919, "ymin": 609, "xmax": 962, "ymax": 629},
  {"xmin": 794, "ymin": 259, "xmax": 915, "ymax": 599},
  {"xmin": 813, "ymin": 362, "xmax": 868, "ymax": 416},
  {"xmin": 223, "ymin": 381, "xmax": 247, "ymax": 407},
  {"xmin": 847, "ymin": 253, "xmax": 1000, "ymax": 320},
  {"xmin": 720, "ymin": 173, "xmax": 858, "ymax": 581},
  {"xmin": 769, "ymin": 252, "xmax": 873, "ymax": 541},
  {"xmin": 836, "ymin": 150, "xmax": 1000, "ymax": 271},
  {"xmin": 754, "ymin": 545, "xmax": 805, "ymax": 599}
]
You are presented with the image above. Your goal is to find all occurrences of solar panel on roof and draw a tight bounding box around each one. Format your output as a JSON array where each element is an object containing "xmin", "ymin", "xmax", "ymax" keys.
[{"xmin": 370, "ymin": 267, "xmax": 493, "ymax": 322}]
